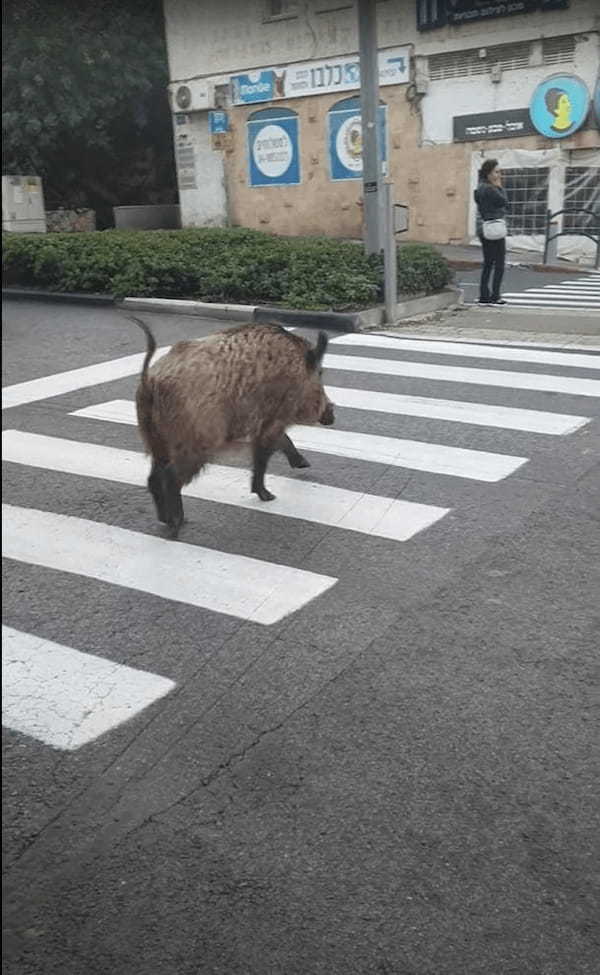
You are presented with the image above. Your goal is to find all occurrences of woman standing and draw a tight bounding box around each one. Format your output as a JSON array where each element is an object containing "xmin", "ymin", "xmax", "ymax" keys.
[{"xmin": 474, "ymin": 159, "xmax": 508, "ymax": 305}]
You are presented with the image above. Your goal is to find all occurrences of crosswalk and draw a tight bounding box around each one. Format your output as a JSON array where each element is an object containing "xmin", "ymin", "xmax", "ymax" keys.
[
  {"xmin": 502, "ymin": 270, "xmax": 600, "ymax": 309},
  {"xmin": 3, "ymin": 330, "xmax": 599, "ymax": 751}
]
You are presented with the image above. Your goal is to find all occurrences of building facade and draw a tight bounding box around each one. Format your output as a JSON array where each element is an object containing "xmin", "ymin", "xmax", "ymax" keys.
[{"xmin": 163, "ymin": 0, "xmax": 600, "ymax": 260}]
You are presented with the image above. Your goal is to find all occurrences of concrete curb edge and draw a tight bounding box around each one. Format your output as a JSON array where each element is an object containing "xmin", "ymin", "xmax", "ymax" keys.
[
  {"xmin": 3, "ymin": 285, "xmax": 462, "ymax": 330},
  {"xmin": 1, "ymin": 287, "xmax": 116, "ymax": 306},
  {"xmin": 448, "ymin": 259, "xmax": 598, "ymax": 274}
]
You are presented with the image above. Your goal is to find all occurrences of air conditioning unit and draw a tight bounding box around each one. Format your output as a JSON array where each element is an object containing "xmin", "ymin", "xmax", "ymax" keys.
[
  {"xmin": 2, "ymin": 175, "xmax": 47, "ymax": 233},
  {"xmin": 168, "ymin": 78, "xmax": 217, "ymax": 113}
]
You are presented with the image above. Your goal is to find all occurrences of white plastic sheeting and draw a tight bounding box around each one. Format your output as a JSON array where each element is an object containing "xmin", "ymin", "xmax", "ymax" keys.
[{"xmin": 469, "ymin": 146, "xmax": 600, "ymax": 264}]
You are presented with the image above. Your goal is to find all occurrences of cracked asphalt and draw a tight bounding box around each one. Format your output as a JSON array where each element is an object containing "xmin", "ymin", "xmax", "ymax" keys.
[{"xmin": 2, "ymin": 300, "xmax": 600, "ymax": 975}]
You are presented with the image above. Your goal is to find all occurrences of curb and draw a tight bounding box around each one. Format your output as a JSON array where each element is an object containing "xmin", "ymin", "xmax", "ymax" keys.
[
  {"xmin": 448, "ymin": 259, "xmax": 598, "ymax": 274},
  {"xmin": 121, "ymin": 297, "xmax": 256, "ymax": 322},
  {"xmin": 254, "ymin": 305, "xmax": 360, "ymax": 332},
  {"xmin": 3, "ymin": 285, "xmax": 460, "ymax": 331},
  {"xmin": 355, "ymin": 287, "xmax": 463, "ymax": 328},
  {"xmin": 1, "ymin": 287, "xmax": 115, "ymax": 306}
]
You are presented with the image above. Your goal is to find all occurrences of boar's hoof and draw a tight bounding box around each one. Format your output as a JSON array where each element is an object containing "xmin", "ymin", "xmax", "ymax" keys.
[
  {"xmin": 255, "ymin": 486, "xmax": 276, "ymax": 502},
  {"xmin": 167, "ymin": 515, "xmax": 184, "ymax": 540},
  {"xmin": 251, "ymin": 476, "xmax": 276, "ymax": 502},
  {"xmin": 289, "ymin": 453, "xmax": 310, "ymax": 469}
]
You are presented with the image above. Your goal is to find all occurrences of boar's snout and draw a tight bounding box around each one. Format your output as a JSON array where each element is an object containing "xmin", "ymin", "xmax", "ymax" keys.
[{"xmin": 320, "ymin": 401, "xmax": 335, "ymax": 426}]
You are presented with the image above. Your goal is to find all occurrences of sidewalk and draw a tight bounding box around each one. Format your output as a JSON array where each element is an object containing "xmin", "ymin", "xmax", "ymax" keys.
[
  {"xmin": 388, "ymin": 304, "xmax": 600, "ymax": 349},
  {"xmin": 398, "ymin": 239, "xmax": 598, "ymax": 274}
]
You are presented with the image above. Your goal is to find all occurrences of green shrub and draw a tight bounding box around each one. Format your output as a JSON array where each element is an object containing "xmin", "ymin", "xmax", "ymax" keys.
[{"xmin": 2, "ymin": 228, "xmax": 452, "ymax": 310}]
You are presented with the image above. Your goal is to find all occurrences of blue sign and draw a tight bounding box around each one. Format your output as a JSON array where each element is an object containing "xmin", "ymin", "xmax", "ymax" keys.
[
  {"xmin": 529, "ymin": 74, "xmax": 591, "ymax": 139},
  {"xmin": 247, "ymin": 109, "xmax": 300, "ymax": 187},
  {"xmin": 594, "ymin": 79, "xmax": 600, "ymax": 129},
  {"xmin": 208, "ymin": 111, "xmax": 229, "ymax": 134},
  {"xmin": 232, "ymin": 71, "xmax": 275, "ymax": 105},
  {"xmin": 328, "ymin": 98, "xmax": 387, "ymax": 181}
]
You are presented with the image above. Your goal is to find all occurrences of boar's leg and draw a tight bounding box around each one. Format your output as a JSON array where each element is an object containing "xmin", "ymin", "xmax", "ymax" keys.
[
  {"xmin": 251, "ymin": 442, "xmax": 279, "ymax": 502},
  {"xmin": 278, "ymin": 433, "xmax": 310, "ymax": 470},
  {"xmin": 148, "ymin": 461, "xmax": 169, "ymax": 524},
  {"xmin": 148, "ymin": 459, "xmax": 184, "ymax": 539},
  {"xmin": 163, "ymin": 464, "xmax": 184, "ymax": 539}
]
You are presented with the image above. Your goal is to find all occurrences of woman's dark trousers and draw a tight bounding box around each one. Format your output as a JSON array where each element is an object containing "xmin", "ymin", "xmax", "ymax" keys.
[{"xmin": 478, "ymin": 235, "xmax": 506, "ymax": 301}]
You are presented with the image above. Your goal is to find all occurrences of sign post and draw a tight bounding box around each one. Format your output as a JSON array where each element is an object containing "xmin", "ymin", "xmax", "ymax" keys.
[
  {"xmin": 382, "ymin": 181, "xmax": 397, "ymax": 324},
  {"xmin": 358, "ymin": 0, "xmax": 383, "ymax": 255}
]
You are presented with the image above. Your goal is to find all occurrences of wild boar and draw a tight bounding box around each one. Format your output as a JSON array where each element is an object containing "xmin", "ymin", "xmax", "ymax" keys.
[{"xmin": 133, "ymin": 318, "xmax": 334, "ymax": 538}]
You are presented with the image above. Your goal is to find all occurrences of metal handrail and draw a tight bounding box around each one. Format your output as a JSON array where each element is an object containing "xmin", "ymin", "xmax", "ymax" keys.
[{"xmin": 543, "ymin": 207, "xmax": 600, "ymax": 269}]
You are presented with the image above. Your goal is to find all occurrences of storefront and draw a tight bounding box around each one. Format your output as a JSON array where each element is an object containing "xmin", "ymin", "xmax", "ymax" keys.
[
  {"xmin": 165, "ymin": 2, "xmax": 599, "ymax": 251},
  {"xmin": 464, "ymin": 74, "xmax": 600, "ymax": 262}
]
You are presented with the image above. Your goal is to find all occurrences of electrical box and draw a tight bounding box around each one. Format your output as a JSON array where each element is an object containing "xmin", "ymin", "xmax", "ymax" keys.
[
  {"xmin": 2, "ymin": 175, "xmax": 47, "ymax": 233},
  {"xmin": 393, "ymin": 204, "xmax": 409, "ymax": 235}
]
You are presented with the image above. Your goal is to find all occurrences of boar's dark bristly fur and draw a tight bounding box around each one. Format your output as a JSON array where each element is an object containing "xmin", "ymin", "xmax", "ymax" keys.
[{"xmin": 131, "ymin": 318, "xmax": 334, "ymax": 538}]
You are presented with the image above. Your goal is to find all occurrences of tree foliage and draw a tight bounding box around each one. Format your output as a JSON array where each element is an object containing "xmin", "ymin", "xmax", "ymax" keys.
[{"xmin": 2, "ymin": 0, "xmax": 176, "ymax": 225}]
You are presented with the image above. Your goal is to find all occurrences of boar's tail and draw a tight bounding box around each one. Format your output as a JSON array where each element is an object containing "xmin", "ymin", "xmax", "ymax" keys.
[
  {"xmin": 128, "ymin": 315, "xmax": 157, "ymax": 383},
  {"xmin": 128, "ymin": 315, "xmax": 160, "ymax": 457}
]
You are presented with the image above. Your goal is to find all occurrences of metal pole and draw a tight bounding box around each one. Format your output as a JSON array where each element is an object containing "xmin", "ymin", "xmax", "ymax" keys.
[
  {"xmin": 382, "ymin": 181, "xmax": 397, "ymax": 324},
  {"xmin": 358, "ymin": 0, "xmax": 382, "ymax": 255}
]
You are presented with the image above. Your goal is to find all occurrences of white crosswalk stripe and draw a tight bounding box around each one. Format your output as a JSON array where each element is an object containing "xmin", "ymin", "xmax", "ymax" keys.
[
  {"xmin": 331, "ymin": 333, "xmax": 600, "ymax": 370},
  {"xmin": 502, "ymin": 272, "xmax": 600, "ymax": 310},
  {"xmin": 71, "ymin": 400, "xmax": 529, "ymax": 481},
  {"xmin": 2, "ymin": 503, "xmax": 337, "ymax": 625},
  {"xmin": 3, "ymin": 331, "xmax": 598, "ymax": 750},
  {"xmin": 2, "ymin": 431, "xmax": 450, "ymax": 542},
  {"xmin": 2, "ymin": 625, "xmax": 176, "ymax": 751}
]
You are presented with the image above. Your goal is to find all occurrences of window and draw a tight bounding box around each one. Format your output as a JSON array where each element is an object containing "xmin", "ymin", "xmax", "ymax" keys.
[
  {"xmin": 264, "ymin": 0, "xmax": 298, "ymax": 20},
  {"xmin": 563, "ymin": 167, "xmax": 600, "ymax": 233},
  {"xmin": 428, "ymin": 42, "xmax": 530, "ymax": 81},
  {"xmin": 503, "ymin": 168, "xmax": 549, "ymax": 235},
  {"xmin": 417, "ymin": 0, "xmax": 446, "ymax": 30}
]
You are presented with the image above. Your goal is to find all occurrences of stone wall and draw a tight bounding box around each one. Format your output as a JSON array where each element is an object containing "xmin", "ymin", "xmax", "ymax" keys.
[{"xmin": 46, "ymin": 209, "xmax": 96, "ymax": 233}]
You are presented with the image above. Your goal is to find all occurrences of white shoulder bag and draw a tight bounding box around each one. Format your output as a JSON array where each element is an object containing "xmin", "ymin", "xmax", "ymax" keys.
[{"xmin": 482, "ymin": 219, "xmax": 507, "ymax": 241}]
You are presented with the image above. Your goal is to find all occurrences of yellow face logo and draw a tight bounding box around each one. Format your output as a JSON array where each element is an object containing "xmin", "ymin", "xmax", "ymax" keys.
[
  {"xmin": 545, "ymin": 88, "xmax": 573, "ymax": 132},
  {"xmin": 344, "ymin": 121, "xmax": 363, "ymax": 159}
]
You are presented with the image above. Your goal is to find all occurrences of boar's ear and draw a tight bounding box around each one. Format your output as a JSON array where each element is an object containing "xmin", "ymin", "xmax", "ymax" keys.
[{"xmin": 305, "ymin": 331, "xmax": 328, "ymax": 371}]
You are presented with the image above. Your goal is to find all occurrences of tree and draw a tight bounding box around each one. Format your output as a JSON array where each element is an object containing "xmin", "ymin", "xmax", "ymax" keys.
[{"xmin": 2, "ymin": 0, "xmax": 176, "ymax": 226}]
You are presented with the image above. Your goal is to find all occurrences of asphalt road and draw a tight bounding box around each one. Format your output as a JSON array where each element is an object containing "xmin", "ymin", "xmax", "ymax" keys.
[{"xmin": 3, "ymin": 300, "xmax": 600, "ymax": 975}]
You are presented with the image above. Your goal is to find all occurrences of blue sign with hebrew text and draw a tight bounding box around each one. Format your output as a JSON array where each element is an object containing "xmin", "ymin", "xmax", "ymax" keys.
[
  {"xmin": 247, "ymin": 110, "xmax": 300, "ymax": 187},
  {"xmin": 328, "ymin": 100, "xmax": 387, "ymax": 182}
]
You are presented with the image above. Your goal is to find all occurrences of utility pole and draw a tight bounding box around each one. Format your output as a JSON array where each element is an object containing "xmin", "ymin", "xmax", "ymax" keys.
[
  {"xmin": 358, "ymin": 0, "xmax": 397, "ymax": 323},
  {"xmin": 357, "ymin": 0, "xmax": 382, "ymax": 255}
]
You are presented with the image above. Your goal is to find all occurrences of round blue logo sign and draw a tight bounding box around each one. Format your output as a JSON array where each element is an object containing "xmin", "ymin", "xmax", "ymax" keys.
[
  {"xmin": 594, "ymin": 79, "xmax": 600, "ymax": 129},
  {"xmin": 529, "ymin": 74, "xmax": 591, "ymax": 139}
]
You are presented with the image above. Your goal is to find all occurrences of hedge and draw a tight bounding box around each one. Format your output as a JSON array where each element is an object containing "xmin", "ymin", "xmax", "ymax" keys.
[{"xmin": 2, "ymin": 228, "xmax": 452, "ymax": 310}]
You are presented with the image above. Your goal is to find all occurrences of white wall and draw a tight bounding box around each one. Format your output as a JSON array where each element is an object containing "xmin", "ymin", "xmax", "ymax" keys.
[
  {"xmin": 163, "ymin": 0, "xmax": 598, "ymax": 84},
  {"xmin": 421, "ymin": 33, "xmax": 600, "ymax": 146},
  {"xmin": 173, "ymin": 113, "xmax": 227, "ymax": 227}
]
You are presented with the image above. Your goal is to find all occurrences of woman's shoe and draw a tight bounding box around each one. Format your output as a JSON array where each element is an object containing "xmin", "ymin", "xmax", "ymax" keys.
[
  {"xmin": 478, "ymin": 297, "xmax": 491, "ymax": 304},
  {"xmin": 490, "ymin": 297, "xmax": 507, "ymax": 304}
]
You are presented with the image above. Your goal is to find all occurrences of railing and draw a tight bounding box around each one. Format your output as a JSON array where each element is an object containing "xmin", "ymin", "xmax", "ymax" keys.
[{"xmin": 543, "ymin": 207, "xmax": 600, "ymax": 270}]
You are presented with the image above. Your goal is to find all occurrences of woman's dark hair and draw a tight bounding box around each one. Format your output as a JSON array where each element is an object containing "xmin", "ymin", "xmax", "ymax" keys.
[
  {"xmin": 544, "ymin": 87, "xmax": 564, "ymax": 115},
  {"xmin": 478, "ymin": 158, "xmax": 499, "ymax": 182}
]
